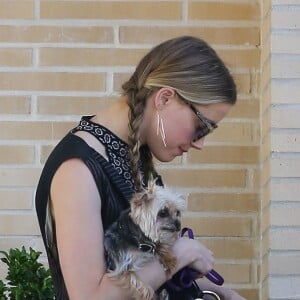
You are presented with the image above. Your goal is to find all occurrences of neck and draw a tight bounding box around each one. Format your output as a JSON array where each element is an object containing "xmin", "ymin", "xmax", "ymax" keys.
[{"xmin": 93, "ymin": 97, "xmax": 130, "ymax": 143}]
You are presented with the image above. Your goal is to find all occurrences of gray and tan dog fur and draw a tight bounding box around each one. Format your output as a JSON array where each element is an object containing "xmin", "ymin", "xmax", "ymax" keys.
[{"xmin": 104, "ymin": 183, "xmax": 186, "ymax": 300}]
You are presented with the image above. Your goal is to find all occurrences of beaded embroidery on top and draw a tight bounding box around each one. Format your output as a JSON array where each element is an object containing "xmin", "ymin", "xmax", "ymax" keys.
[{"xmin": 71, "ymin": 116, "xmax": 145, "ymax": 190}]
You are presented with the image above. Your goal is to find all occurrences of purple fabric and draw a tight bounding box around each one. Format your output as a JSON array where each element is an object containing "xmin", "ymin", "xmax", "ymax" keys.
[{"xmin": 165, "ymin": 228, "xmax": 224, "ymax": 292}]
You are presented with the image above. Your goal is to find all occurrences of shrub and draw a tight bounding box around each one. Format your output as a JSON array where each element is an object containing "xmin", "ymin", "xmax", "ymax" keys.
[{"xmin": 0, "ymin": 247, "xmax": 55, "ymax": 300}]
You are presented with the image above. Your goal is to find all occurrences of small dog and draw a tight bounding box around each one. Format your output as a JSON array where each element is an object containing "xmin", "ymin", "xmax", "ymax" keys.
[{"xmin": 104, "ymin": 183, "xmax": 186, "ymax": 300}]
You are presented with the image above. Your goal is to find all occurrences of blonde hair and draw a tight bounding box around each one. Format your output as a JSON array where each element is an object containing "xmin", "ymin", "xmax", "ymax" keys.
[{"xmin": 122, "ymin": 36, "xmax": 237, "ymax": 190}]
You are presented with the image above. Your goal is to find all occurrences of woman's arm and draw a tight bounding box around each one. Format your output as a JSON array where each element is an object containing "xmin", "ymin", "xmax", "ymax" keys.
[
  {"xmin": 50, "ymin": 158, "xmax": 218, "ymax": 299},
  {"xmin": 51, "ymin": 158, "xmax": 132, "ymax": 300}
]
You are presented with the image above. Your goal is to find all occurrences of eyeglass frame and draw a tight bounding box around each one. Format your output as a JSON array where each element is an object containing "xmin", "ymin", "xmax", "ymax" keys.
[
  {"xmin": 189, "ymin": 104, "xmax": 218, "ymax": 135},
  {"xmin": 176, "ymin": 92, "xmax": 218, "ymax": 141}
]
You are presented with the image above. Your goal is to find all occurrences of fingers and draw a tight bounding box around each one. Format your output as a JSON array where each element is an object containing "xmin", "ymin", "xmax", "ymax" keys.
[{"xmin": 173, "ymin": 237, "xmax": 216, "ymax": 275}]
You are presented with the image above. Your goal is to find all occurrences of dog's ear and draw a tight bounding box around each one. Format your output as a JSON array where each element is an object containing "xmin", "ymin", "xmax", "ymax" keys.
[
  {"xmin": 131, "ymin": 190, "xmax": 151, "ymax": 208},
  {"xmin": 147, "ymin": 178, "xmax": 157, "ymax": 194}
]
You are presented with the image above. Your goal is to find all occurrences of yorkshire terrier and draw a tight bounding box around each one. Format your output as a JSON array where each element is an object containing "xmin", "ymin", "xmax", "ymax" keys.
[{"xmin": 104, "ymin": 183, "xmax": 186, "ymax": 300}]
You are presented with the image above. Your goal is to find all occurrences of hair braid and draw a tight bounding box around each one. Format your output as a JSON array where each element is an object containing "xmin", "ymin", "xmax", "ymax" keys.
[{"xmin": 123, "ymin": 76, "xmax": 155, "ymax": 191}]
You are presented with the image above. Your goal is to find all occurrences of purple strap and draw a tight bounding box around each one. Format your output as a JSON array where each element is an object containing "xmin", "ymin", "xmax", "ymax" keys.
[
  {"xmin": 164, "ymin": 227, "xmax": 224, "ymax": 292},
  {"xmin": 180, "ymin": 227, "xmax": 224, "ymax": 286}
]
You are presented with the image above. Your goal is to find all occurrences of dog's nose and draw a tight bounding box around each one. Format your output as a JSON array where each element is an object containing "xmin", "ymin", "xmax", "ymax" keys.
[{"xmin": 174, "ymin": 220, "xmax": 181, "ymax": 231}]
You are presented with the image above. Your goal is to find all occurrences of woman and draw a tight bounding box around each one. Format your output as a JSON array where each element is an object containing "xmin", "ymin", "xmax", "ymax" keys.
[{"xmin": 36, "ymin": 36, "xmax": 246, "ymax": 299}]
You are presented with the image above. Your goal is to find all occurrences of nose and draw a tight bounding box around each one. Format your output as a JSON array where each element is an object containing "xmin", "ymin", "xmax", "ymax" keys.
[
  {"xmin": 174, "ymin": 220, "xmax": 181, "ymax": 231},
  {"xmin": 191, "ymin": 137, "xmax": 205, "ymax": 150}
]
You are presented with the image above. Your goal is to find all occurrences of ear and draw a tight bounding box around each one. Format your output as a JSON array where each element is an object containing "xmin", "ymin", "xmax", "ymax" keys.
[
  {"xmin": 147, "ymin": 178, "xmax": 157, "ymax": 194},
  {"xmin": 131, "ymin": 190, "xmax": 150, "ymax": 207},
  {"xmin": 154, "ymin": 87, "xmax": 177, "ymax": 111}
]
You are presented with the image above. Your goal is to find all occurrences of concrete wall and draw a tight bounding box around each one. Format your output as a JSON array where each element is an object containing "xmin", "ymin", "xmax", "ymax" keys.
[{"xmin": 270, "ymin": 0, "xmax": 300, "ymax": 299}]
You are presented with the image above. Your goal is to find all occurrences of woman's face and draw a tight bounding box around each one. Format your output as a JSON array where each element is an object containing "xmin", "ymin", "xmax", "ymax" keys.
[{"xmin": 141, "ymin": 88, "xmax": 233, "ymax": 162}]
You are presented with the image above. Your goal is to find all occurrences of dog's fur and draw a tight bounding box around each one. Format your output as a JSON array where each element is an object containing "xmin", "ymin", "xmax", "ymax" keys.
[{"xmin": 104, "ymin": 184, "xmax": 186, "ymax": 300}]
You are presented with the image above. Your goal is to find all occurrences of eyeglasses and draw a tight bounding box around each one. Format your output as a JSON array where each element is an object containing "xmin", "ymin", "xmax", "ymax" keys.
[{"xmin": 188, "ymin": 104, "xmax": 218, "ymax": 142}]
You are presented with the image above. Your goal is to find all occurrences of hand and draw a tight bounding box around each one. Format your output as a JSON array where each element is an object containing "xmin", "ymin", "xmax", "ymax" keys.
[{"xmin": 173, "ymin": 237, "xmax": 215, "ymax": 276}]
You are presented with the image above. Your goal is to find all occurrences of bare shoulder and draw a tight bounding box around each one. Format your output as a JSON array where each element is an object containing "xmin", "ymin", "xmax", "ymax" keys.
[{"xmin": 50, "ymin": 158, "xmax": 102, "ymax": 220}]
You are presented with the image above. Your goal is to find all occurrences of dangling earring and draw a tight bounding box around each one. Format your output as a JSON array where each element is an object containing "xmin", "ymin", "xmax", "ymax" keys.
[{"xmin": 156, "ymin": 111, "xmax": 167, "ymax": 147}]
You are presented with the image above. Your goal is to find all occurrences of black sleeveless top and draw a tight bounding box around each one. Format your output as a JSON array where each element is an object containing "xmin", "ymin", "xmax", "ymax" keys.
[{"xmin": 35, "ymin": 116, "xmax": 159, "ymax": 299}]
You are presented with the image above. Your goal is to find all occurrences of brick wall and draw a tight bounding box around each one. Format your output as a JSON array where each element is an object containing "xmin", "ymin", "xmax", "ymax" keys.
[
  {"xmin": 0, "ymin": 1, "xmax": 268, "ymax": 299},
  {"xmin": 271, "ymin": 0, "xmax": 300, "ymax": 299}
]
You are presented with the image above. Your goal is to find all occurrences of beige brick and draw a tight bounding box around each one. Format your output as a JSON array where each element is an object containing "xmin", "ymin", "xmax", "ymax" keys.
[
  {"xmin": 261, "ymin": 158, "xmax": 271, "ymax": 187},
  {"xmin": 37, "ymin": 96, "xmax": 118, "ymax": 115},
  {"xmin": 187, "ymin": 192, "xmax": 258, "ymax": 213},
  {"xmin": 262, "ymin": 229, "xmax": 270, "ymax": 257},
  {"xmin": 215, "ymin": 263, "xmax": 251, "ymax": 284},
  {"xmin": 113, "ymin": 73, "xmax": 131, "ymax": 93},
  {"xmin": 39, "ymin": 48, "xmax": 147, "ymax": 67},
  {"xmin": 262, "ymin": 184, "xmax": 271, "ymax": 211},
  {"xmin": 187, "ymin": 145, "xmax": 259, "ymax": 164},
  {"xmin": 0, "ymin": 214, "xmax": 39, "ymax": 235},
  {"xmin": 227, "ymin": 99, "xmax": 259, "ymax": 119},
  {"xmin": 0, "ymin": 0, "xmax": 34, "ymax": 19},
  {"xmin": 261, "ymin": 206, "xmax": 270, "ymax": 234},
  {"xmin": 262, "ymin": 278, "xmax": 269, "ymax": 300},
  {"xmin": 0, "ymin": 25, "xmax": 113, "ymax": 43},
  {"xmin": 0, "ymin": 121, "xmax": 52, "ymax": 140},
  {"xmin": 159, "ymin": 169, "xmax": 246, "ymax": 188},
  {"xmin": 252, "ymin": 169, "xmax": 260, "ymax": 190},
  {"xmin": 0, "ymin": 96, "xmax": 31, "ymax": 114},
  {"xmin": 40, "ymin": 145, "xmax": 54, "ymax": 164},
  {"xmin": 261, "ymin": 59, "xmax": 271, "ymax": 93},
  {"xmin": 188, "ymin": 2, "xmax": 260, "ymax": 21},
  {"xmin": 218, "ymin": 49, "xmax": 260, "ymax": 69},
  {"xmin": 260, "ymin": 252, "xmax": 269, "ymax": 282},
  {"xmin": 234, "ymin": 73, "xmax": 252, "ymax": 95},
  {"xmin": 0, "ymin": 168, "xmax": 41, "ymax": 187},
  {"xmin": 207, "ymin": 122, "xmax": 255, "ymax": 143},
  {"xmin": 40, "ymin": 1, "xmax": 181, "ymax": 20},
  {"xmin": 0, "ymin": 49, "xmax": 32, "ymax": 67},
  {"xmin": 0, "ymin": 264, "xmax": 7, "ymax": 281},
  {"xmin": 235, "ymin": 289, "xmax": 259, "ymax": 300},
  {"xmin": 202, "ymin": 238, "xmax": 255, "ymax": 259},
  {"xmin": 182, "ymin": 215, "xmax": 252, "ymax": 237},
  {"xmin": 0, "ymin": 72, "xmax": 105, "ymax": 91},
  {"xmin": 52, "ymin": 121, "xmax": 77, "ymax": 140},
  {"xmin": 262, "ymin": 85, "xmax": 271, "ymax": 114},
  {"xmin": 0, "ymin": 238, "xmax": 42, "ymax": 253},
  {"xmin": 0, "ymin": 190, "xmax": 32, "ymax": 210},
  {"xmin": 119, "ymin": 27, "xmax": 260, "ymax": 46},
  {"xmin": 0, "ymin": 145, "xmax": 35, "ymax": 164}
]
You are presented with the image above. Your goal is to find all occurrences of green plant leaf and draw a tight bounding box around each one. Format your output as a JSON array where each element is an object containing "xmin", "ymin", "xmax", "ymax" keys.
[{"xmin": 0, "ymin": 247, "xmax": 55, "ymax": 299}]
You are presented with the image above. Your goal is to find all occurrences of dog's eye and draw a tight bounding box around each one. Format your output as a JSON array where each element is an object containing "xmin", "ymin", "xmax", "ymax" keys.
[
  {"xmin": 176, "ymin": 210, "xmax": 181, "ymax": 217},
  {"xmin": 158, "ymin": 208, "xmax": 169, "ymax": 218}
]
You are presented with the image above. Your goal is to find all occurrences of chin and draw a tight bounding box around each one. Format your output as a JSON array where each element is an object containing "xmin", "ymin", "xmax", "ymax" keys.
[{"xmin": 153, "ymin": 152, "xmax": 178, "ymax": 163}]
